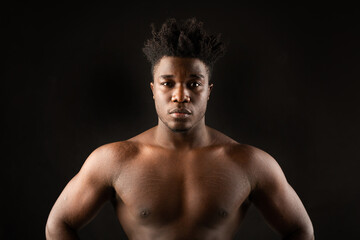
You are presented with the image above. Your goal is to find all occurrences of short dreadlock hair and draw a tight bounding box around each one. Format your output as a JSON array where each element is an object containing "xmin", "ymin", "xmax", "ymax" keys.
[{"xmin": 142, "ymin": 18, "xmax": 226, "ymax": 79}]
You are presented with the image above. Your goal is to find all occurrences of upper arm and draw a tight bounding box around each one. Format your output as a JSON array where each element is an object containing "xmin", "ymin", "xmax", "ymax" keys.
[
  {"xmin": 246, "ymin": 146, "xmax": 314, "ymax": 238},
  {"xmin": 46, "ymin": 144, "xmax": 117, "ymax": 232}
]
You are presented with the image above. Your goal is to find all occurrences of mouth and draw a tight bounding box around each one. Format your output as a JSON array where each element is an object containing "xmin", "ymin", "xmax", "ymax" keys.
[{"xmin": 169, "ymin": 108, "xmax": 192, "ymax": 118}]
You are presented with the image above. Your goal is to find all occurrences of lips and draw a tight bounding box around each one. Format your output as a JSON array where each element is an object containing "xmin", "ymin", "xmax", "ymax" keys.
[
  {"xmin": 169, "ymin": 108, "xmax": 192, "ymax": 119},
  {"xmin": 169, "ymin": 108, "xmax": 192, "ymax": 114}
]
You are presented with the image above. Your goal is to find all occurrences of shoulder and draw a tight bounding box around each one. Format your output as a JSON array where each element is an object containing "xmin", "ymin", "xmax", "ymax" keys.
[
  {"xmin": 78, "ymin": 140, "xmax": 140, "ymax": 184},
  {"xmin": 90, "ymin": 140, "xmax": 140, "ymax": 162},
  {"xmin": 225, "ymin": 142, "xmax": 278, "ymax": 166},
  {"xmin": 224, "ymin": 143, "xmax": 286, "ymax": 190},
  {"xmin": 206, "ymin": 127, "xmax": 274, "ymax": 165},
  {"xmin": 207, "ymin": 126, "xmax": 277, "ymax": 168},
  {"xmin": 226, "ymin": 143, "xmax": 275, "ymax": 162}
]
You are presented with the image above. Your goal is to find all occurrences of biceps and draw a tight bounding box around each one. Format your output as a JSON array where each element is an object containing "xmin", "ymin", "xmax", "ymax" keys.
[
  {"xmin": 49, "ymin": 174, "xmax": 113, "ymax": 230},
  {"xmin": 250, "ymin": 182, "xmax": 311, "ymax": 235}
]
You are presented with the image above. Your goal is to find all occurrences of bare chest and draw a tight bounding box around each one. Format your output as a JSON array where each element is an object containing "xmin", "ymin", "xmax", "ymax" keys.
[{"xmin": 113, "ymin": 147, "xmax": 251, "ymax": 231}]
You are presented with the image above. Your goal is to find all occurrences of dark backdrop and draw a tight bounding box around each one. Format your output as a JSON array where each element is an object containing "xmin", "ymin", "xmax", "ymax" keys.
[{"xmin": 3, "ymin": 1, "xmax": 360, "ymax": 239}]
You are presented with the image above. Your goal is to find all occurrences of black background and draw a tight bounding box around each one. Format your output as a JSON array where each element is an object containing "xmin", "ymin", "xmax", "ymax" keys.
[{"xmin": 3, "ymin": 1, "xmax": 360, "ymax": 239}]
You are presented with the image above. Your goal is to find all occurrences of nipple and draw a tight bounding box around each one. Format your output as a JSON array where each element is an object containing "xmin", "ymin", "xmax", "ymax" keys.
[
  {"xmin": 218, "ymin": 209, "xmax": 228, "ymax": 218},
  {"xmin": 140, "ymin": 209, "xmax": 151, "ymax": 218}
]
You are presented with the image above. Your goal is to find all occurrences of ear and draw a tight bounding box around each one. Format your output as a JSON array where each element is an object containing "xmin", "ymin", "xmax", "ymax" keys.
[
  {"xmin": 150, "ymin": 82, "xmax": 154, "ymax": 99},
  {"xmin": 208, "ymin": 83, "xmax": 213, "ymax": 100}
]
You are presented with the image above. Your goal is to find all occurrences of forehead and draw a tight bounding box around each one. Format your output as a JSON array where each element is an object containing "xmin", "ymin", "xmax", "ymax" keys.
[{"xmin": 153, "ymin": 56, "xmax": 208, "ymax": 77}]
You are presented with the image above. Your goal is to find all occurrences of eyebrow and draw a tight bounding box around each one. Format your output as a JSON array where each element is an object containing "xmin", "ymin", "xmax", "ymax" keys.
[
  {"xmin": 190, "ymin": 74, "xmax": 205, "ymax": 79},
  {"xmin": 159, "ymin": 75, "xmax": 174, "ymax": 79},
  {"xmin": 159, "ymin": 74, "xmax": 205, "ymax": 79}
]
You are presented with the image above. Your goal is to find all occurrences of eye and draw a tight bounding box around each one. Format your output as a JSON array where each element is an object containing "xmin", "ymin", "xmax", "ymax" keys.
[
  {"xmin": 189, "ymin": 82, "xmax": 202, "ymax": 88},
  {"xmin": 160, "ymin": 82, "xmax": 174, "ymax": 87}
]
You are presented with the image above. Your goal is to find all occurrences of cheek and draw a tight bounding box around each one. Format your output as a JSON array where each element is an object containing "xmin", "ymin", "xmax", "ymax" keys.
[
  {"xmin": 154, "ymin": 95, "xmax": 169, "ymax": 113},
  {"xmin": 197, "ymin": 93, "xmax": 210, "ymax": 105},
  {"xmin": 154, "ymin": 93, "xmax": 169, "ymax": 104},
  {"xmin": 193, "ymin": 97, "xmax": 209, "ymax": 116}
]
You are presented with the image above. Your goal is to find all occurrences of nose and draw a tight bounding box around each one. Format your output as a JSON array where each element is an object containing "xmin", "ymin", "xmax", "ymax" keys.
[{"xmin": 171, "ymin": 84, "xmax": 190, "ymax": 103}]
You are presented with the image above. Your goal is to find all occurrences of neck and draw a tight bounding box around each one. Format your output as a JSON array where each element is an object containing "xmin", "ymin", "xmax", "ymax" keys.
[{"xmin": 154, "ymin": 118, "xmax": 211, "ymax": 150}]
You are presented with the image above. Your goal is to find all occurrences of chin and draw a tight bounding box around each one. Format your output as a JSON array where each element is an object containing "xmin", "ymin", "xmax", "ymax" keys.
[{"xmin": 167, "ymin": 123, "xmax": 192, "ymax": 133}]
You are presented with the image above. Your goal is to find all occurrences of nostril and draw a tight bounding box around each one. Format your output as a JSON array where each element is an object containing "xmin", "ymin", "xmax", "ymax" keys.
[{"xmin": 171, "ymin": 95, "xmax": 190, "ymax": 103}]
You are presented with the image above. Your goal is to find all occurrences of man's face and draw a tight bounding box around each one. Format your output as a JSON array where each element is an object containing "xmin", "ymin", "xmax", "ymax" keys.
[{"xmin": 150, "ymin": 56, "xmax": 213, "ymax": 132}]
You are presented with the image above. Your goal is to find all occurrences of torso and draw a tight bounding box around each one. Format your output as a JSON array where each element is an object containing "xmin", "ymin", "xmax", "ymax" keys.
[{"xmin": 109, "ymin": 127, "xmax": 254, "ymax": 240}]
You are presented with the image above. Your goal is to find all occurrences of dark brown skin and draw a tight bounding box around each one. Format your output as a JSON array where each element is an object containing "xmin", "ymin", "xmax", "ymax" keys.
[{"xmin": 46, "ymin": 56, "xmax": 314, "ymax": 240}]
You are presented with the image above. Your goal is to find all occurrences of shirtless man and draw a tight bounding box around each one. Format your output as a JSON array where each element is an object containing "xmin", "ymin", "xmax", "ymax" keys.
[{"xmin": 46, "ymin": 18, "xmax": 314, "ymax": 240}]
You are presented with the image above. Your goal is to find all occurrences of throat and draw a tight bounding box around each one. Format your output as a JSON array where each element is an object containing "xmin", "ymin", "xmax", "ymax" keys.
[{"xmin": 154, "ymin": 123, "xmax": 211, "ymax": 149}]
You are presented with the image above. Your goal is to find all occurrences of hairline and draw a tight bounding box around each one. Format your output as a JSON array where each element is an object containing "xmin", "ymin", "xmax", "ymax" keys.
[{"xmin": 151, "ymin": 56, "xmax": 213, "ymax": 82}]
